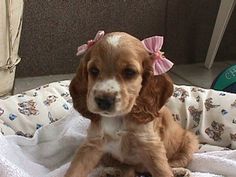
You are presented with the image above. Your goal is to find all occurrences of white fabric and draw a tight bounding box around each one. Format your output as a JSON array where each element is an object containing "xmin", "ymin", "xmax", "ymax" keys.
[
  {"xmin": 0, "ymin": 108, "xmax": 89, "ymax": 177},
  {"xmin": 0, "ymin": 0, "xmax": 23, "ymax": 96},
  {"xmin": 0, "ymin": 108, "xmax": 235, "ymax": 177},
  {"xmin": 190, "ymin": 149, "xmax": 236, "ymax": 177}
]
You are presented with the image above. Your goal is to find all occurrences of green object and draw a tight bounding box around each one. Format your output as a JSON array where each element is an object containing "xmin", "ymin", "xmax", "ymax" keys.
[{"xmin": 211, "ymin": 65, "xmax": 236, "ymax": 93}]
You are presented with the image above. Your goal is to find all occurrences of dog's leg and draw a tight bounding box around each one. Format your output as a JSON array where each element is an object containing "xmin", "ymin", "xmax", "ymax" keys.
[
  {"xmin": 135, "ymin": 136, "xmax": 174, "ymax": 177},
  {"xmin": 122, "ymin": 168, "xmax": 136, "ymax": 177},
  {"xmin": 93, "ymin": 166, "xmax": 135, "ymax": 177},
  {"xmin": 99, "ymin": 154, "xmax": 136, "ymax": 177},
  {"xmin": 64, "ymin": 138, "xmax": 104, "ymax": 177},
  {"xmin": 172, "ymin": 167, "xmax": 191, "ymax": 177},
  {"xmin": 169, "ymin": 131, "xmax": 199, "ymax": 168}
]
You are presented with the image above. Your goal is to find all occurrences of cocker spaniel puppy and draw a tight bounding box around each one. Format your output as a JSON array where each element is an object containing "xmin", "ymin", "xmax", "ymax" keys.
[{"xmin": 65, "ymin": 31, "xmax": 198, "ymax": 177}]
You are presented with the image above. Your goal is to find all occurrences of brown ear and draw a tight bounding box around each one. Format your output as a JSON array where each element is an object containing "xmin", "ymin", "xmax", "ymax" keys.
[
  {"xmin": 129, "ymin": 68, "xmax": 173, "ymax": 124},
  {"xmin": 69, "ymin": 57, "xmax": 100, "ymax": 121}
]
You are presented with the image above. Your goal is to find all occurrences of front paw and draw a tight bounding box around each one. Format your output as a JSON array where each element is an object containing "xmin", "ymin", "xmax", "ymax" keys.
[
  {"xmin": 172, "ymin": 167, "xmax": 191, "ymax": 177},
  {"xmin": 97, "ymin": 167, "xmax": 122, "ymax": 177}
]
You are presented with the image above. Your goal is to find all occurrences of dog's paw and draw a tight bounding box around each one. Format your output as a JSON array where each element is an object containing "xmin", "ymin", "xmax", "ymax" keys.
[
  {"xmin": 97, "ymin": 167, "xmax": 122, "ymax": 177},
  {"xmin": 172, "ymin": 167, "xmax": 191, "ymax": 177}
]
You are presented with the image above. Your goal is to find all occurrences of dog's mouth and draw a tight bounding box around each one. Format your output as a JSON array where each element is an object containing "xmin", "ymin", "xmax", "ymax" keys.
[
  {"xmin": 91, "ymin": 109, "xmax": 128, "ymax": 118},
  {"xmin": 89, "ymin": 102, "xmax": 133, "ymax": 118}
]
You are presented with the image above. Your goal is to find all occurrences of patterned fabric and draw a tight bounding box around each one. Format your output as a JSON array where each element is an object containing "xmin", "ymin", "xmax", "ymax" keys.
[
  {"xmin": 0, "ymin": 80, "xmax": 72, "ymax": 137},
  {"xmin": 1, "ymin": 81, "xmax": 236, "ymax": 149},
  {"xmin": 166, "ymin": 85, "xmax": 236, "ymax": 149}
]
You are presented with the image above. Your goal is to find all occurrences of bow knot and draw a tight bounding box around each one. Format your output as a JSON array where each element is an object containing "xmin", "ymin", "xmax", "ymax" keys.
[
  {"xmin": 154, "ymin": 51, "xmax": 165, "ymax": 59},
  {"xmin": 142, "ymin": 36, "xmax": 173, "ymax": 75},
  {"xmin": 76, "ymin": 30, "xmax": 105, "ymax": 56}
]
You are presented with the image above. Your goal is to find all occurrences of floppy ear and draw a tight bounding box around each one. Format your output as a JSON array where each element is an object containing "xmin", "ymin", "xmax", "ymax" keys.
[
  {"xmin": 129, "ymin": 59, "xmax": 173, "ymax": 124},
  {"xmin": 69, "ymin": 57, "xmax": 100, "ymax": 121}
]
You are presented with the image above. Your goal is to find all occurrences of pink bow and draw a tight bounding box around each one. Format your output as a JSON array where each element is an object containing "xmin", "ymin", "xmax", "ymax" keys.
[
  {"xmin": 76, "ymin": 30, "xmax": 105, "ymax": 56},
  {"xmin": 142, "ymin": 36, "xmax": 173, "ymax": 75}
]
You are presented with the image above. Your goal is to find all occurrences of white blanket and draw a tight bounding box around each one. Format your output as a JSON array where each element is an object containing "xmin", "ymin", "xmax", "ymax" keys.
[{"xmin": 0, "ymin": 109, "xmax": 235, "ymax": 177}]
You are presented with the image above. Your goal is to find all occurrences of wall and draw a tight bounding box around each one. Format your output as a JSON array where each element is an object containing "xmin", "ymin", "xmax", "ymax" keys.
[{"xmin": 17, "ymin": 0, "xmax": 236, "ymax": 77}]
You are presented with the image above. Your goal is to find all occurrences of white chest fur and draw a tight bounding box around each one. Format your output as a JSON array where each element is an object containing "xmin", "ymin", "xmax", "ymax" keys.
[
  {"xmin": 101, "ymin": 116, "xmax": 123, "ymax": 137},
  {"xmin": 101, "ymin": 117, "xmax": 142, "ymax": 164},
  {"xmin": 101, "ymin": 116, "xmax": 124, "ymax": 160}
]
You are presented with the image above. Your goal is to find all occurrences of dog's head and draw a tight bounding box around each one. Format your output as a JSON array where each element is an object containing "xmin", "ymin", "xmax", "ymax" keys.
[{"xmin": 70, "ymin": 32, "xmax": 173, "ymax": 122}]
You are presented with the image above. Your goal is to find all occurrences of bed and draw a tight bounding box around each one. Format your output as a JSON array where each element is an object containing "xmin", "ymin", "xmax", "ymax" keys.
[{"xmin": 0, "ymin": 80, "xmax": 236, "ymax": 177}]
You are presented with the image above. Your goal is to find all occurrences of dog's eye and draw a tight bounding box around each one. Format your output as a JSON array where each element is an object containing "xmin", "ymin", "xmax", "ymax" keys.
[
  {"xmin": 89, "ymin": 67, "xmax": 100, "ymax": 77},
  {"xmin": 122, "ymin": 68, "xmax": 137, "ymax": 79}
]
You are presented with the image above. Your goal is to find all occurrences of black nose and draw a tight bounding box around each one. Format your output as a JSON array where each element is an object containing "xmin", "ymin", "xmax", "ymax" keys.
[{"xmin": 95, "ymin": 96, "xmax": 115, "ymax": 110}]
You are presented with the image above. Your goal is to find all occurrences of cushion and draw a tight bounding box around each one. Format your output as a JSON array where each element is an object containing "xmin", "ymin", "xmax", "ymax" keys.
[
  {"xmin": 1, "ymin": 81, "xmax": 236, "ymax": 149},
  {"xmin": 166, "ymin": 85, "xmax": 236, "ymax": 149},
  {"xmin": 0, "ymin": 80, "xmax": 72, "ymax": 137}
]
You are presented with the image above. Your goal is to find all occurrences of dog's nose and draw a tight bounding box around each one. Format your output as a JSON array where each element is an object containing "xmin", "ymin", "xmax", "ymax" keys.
[{"xmin": 95, "ymin": 95, "xmax": 115, "ymax": 110}]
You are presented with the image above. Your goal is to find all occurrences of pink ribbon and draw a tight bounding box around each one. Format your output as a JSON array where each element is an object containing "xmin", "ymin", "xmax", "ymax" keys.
[
  {"xmin": 142, "ymin": 36, "xmax": 173, "ymax": 75},
  {"xmin": 76, "ymin": 30, "xmax": 105, "ymax": 56}
]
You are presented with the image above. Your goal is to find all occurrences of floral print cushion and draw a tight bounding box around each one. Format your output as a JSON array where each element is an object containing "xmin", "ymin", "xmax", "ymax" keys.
[
  {"xmin": 0, "ymin": 80, "xmax": 72, "ymax": 137},
  {"xmin": 1, "ymin": 82, "xmax": 236, "ymax": 149},
  {"xmin": 166, "ymin": 85, "xmax": 236, "ymax": 149}
]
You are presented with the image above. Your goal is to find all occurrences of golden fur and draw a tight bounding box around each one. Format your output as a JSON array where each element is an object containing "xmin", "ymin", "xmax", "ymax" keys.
[{"xmin": 65, "ymin": 32, "xmax": 199, "ymax": 177}]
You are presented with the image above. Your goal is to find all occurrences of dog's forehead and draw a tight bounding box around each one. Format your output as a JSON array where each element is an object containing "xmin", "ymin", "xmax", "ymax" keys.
[
  {"xmin": 88, "ymin": 32, "xmax": 148, "ymax": 69},
  {"xmin": 105, "ymin": 32, "xmax": 140, "ymax": 46},
  {"xmin": 106, "ymin": 34, "xmax": 122, "ymax": 47}
]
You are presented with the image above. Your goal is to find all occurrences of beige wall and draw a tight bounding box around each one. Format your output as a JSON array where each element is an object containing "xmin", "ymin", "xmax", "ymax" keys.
[{"xmin": 17, "ymin": 0, "xmax": 236, "ymax": 77}]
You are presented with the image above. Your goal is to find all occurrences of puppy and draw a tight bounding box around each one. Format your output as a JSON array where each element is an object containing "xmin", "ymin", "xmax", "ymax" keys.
[{"xmin": 65, "ymin": 32, "xmax": 198, "ymax": 177}]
